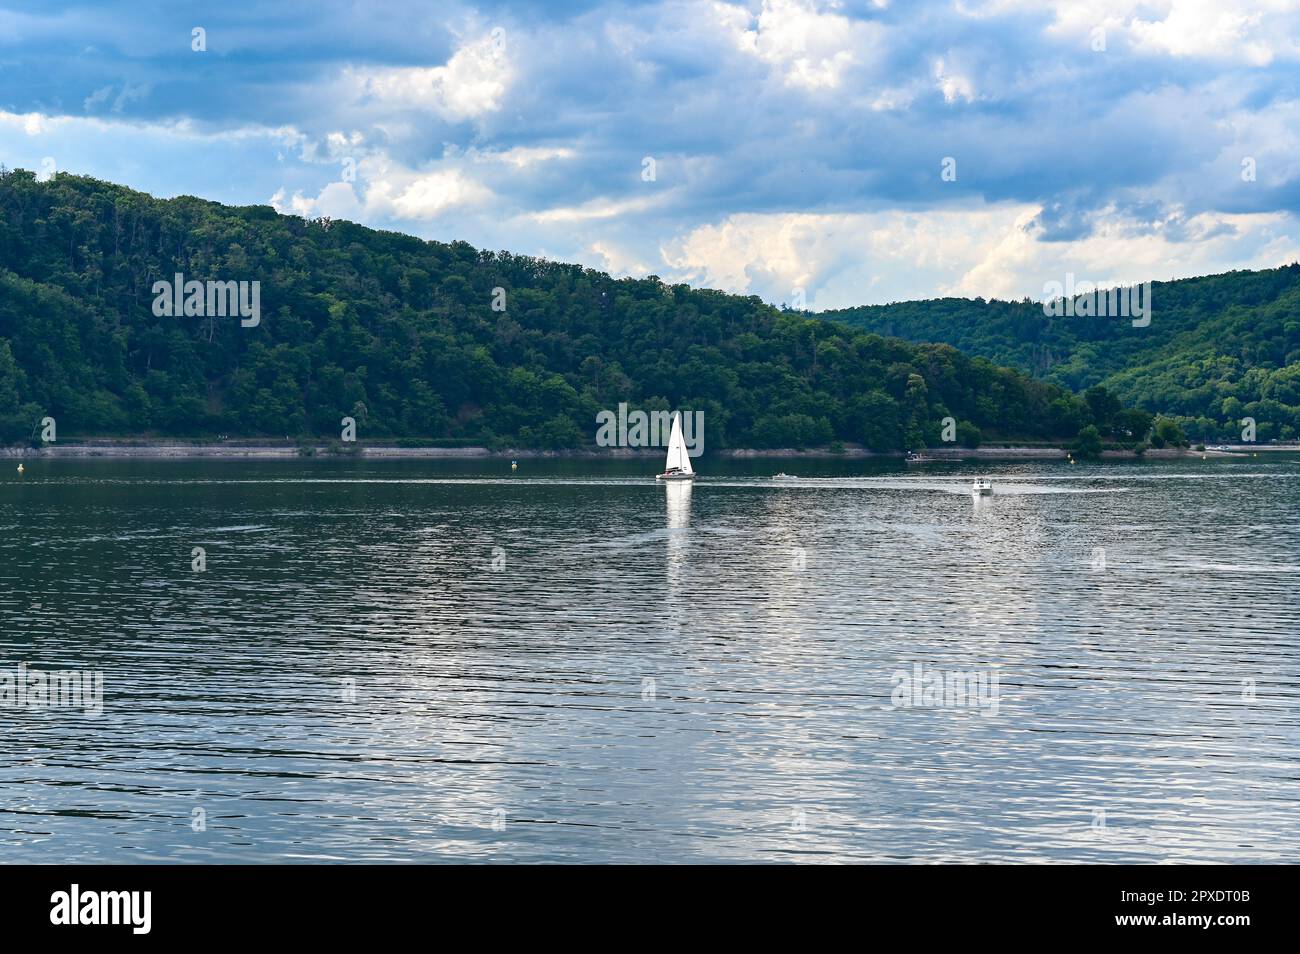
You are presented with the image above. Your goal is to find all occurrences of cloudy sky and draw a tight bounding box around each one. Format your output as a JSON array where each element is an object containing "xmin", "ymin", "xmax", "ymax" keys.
[{"xmin": 2, "ymin": 0, "xmax": 1299, "ymax": 309}]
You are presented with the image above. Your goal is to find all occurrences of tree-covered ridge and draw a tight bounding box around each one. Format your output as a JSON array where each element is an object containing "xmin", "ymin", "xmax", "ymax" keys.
[
  {"xmin": 823, "ymin": 265, "xmax": 1300, "ymax": 443},
  {"xmin": 2, "ymin": 169, "xmax": 1106, "ymax": 451}
]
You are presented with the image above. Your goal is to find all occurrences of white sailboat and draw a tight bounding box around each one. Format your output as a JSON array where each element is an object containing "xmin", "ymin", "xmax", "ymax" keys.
[{"xmin": 656, "ymin": 411, "xmax": 696, "ymax": 481}]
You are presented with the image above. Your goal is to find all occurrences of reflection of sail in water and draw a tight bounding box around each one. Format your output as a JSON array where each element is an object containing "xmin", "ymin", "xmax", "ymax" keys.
[
  {"xmin": 664, "ymin": 480, "xmax": 692, "ymax": 633},
  {"xmin": 665, "ymin": 479, "xmax": 692, "ymax": 529},
  {"xmin": 954, "ymin": 492, "xmax": 1043, "ymax": 658}
]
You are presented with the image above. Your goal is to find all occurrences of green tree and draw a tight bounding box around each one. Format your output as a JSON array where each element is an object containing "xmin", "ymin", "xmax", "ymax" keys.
[
  {"xmin": 0, "ymin": 170, "xmax": 1152, "ymax": 453},
  {"xmin": 1150, "ymin": 416, "xmax": 1187, "ymax": 448},
  {"xmin": 1084, "ymin": 385, "xmax": 1123, "ymax": 430},
  {"xmin": 1073, "ymin": 424, "xmax": 1103, "ymax": 460},
  {"xmin": 955, "ymin": 421, "xmax": 981, "ymax": 448},
  {"xmin": 1110, "ymin": 408, "xmax": 1153, "ymax": 441}
]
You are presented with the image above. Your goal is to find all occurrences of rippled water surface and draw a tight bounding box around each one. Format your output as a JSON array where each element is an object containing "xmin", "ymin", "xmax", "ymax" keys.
[{"xmin": 1, "ymin": 455, "xmax": 1297, "ymax": 863}]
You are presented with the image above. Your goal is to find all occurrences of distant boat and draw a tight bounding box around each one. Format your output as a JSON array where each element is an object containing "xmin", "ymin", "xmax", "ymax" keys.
[
  {"xmin": 971, "ymin": 478, "xmax": 993, "ymax": 495},
  {"xmin": 906, "ymin": 451, "xmax": 935, "ymax": 463},
  {"xmin": 773, "ymin": 472, "xmax": 797, "ymax": 480},
  {"xmin": 656, "ymin": 411, "xmax": 696, "ymax": 481}
]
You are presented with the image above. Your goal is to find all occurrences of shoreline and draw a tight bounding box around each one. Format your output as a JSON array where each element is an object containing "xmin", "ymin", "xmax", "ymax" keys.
[{"xmin": 0, "ymin": 440, "xmax": 1282, "ymax": 460}]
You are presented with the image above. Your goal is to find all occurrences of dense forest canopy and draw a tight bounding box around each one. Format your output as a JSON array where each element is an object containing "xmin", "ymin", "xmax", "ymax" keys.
[
  {"xmin": 824, "ymin": 265, "xmax": 1300, "ymax": 444},
  {"xmin": 0, "ymin": 170, "xmax": 1130, "ymax": 451}
]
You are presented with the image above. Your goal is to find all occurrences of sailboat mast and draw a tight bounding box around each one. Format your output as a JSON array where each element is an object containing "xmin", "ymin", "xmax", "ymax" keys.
[{"xmin": 657, "ymin": 410, "xmax": 695, "ymax": 478}]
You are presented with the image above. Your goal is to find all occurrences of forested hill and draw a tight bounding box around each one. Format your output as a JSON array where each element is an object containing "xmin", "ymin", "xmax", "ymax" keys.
[
  {"xmin": 823, "ymin": 266, "xmax": 1300, "ymax": 443},
  {"xmin": 3, "ymin": 169, "xmax": 1114, "ymax": 451}
]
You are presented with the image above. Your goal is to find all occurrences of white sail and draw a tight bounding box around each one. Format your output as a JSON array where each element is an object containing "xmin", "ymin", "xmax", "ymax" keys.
[{"xmin": 664, "ymin": 411, "xmax": 694, "ymax": 474}]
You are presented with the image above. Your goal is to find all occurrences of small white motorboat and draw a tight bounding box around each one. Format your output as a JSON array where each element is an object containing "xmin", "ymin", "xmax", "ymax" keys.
[
  {"xmin": 906, "ymin": 451, "xmax": 935, "ymax": 463},
  {"xmin": 971, "ymin": 478, "xmax": 993, "ymax": 495}
]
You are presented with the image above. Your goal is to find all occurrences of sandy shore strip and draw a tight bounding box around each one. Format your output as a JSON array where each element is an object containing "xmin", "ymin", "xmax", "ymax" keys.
[{"xmin": 0, "ymin": 440, "xmax": 1276, "ymax": 460}]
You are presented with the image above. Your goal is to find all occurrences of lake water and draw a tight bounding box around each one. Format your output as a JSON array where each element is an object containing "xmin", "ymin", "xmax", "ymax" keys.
[{"xmin": 1, "ymin": 455, "xmax": 1297, "ymax": 863}]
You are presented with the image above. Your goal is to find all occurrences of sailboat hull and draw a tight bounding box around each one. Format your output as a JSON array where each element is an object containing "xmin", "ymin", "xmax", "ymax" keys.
[{"xmin": 656, "ymin": 472, "xmax": 696, "ymax": 481}]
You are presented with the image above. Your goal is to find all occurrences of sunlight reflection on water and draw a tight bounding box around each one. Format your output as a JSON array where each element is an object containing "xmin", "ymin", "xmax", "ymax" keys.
[{"xmin": 1, "ymin": 457, "xmax": 1297, "ymax": 862}]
